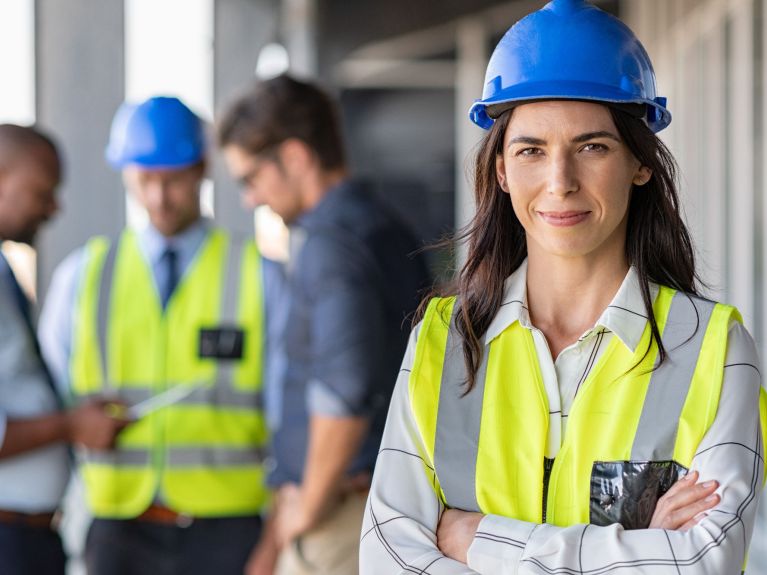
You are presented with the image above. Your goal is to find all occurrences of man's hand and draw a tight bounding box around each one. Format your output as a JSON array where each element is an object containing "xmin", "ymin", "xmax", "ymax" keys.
[
  {"xmin": 649, "ymin": 470, "xmax": 720, "ymax": 531},
  {"xmin": 66, "ymin": 399, "xmax": 131, "ymax": 450},
  {"xmin": 436, "ymin": 509, "xmax": 484, "ymax": 564},
  {"xmin": 275, "ymin": 483, "xmax": 316, "ymax": 547},
  {"xmin": 245, "ymin": 511, "xmax": 281, "ymax": 575}
]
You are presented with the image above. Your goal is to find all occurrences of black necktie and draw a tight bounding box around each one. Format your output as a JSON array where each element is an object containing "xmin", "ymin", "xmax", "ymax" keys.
[{"xmin": 161, "ymin": 246, "xmax": 179, "ymax": 308}]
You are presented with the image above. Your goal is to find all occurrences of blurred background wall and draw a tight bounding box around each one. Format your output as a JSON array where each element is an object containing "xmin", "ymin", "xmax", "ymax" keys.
[{"xmin": 0, "ymin": 0, "xmax": 764, "ymax": 572}]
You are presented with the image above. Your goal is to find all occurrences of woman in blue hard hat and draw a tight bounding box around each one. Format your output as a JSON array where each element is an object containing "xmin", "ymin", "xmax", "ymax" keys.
[{"xmin": 359, "ymin": 0, "xmax": 766, "ymax": 573}]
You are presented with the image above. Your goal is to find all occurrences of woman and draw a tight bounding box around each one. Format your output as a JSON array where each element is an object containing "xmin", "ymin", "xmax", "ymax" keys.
[{"xmin": 360, "ymin": 1, "xmax": 766, "ymax": 573}]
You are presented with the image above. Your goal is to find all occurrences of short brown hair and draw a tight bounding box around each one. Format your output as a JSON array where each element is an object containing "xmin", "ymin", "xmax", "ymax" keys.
[{"xmin": 217, "ymin": 75, "xmax": 346, "ymax": 171}]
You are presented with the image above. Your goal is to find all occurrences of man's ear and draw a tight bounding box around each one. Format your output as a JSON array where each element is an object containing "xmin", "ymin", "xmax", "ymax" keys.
[{"xmin": 279, "ymin": 138, "xmax": 314, "ymax": 175}]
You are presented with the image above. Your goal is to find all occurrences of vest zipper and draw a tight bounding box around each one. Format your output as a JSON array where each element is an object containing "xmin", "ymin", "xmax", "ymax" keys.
[{"xmin": 542, "ymin": 457, "xmax": 555, "ymax": 523}]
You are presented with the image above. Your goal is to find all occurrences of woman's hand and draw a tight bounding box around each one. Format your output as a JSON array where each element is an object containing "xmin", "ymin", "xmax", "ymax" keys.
[
  {"xmin": 436, "ymin": 509, "xmax": 484, "ymax": 564},
  {"xmin": 649, "ymin": 470, "xmax": 720, "ymax": 531}
]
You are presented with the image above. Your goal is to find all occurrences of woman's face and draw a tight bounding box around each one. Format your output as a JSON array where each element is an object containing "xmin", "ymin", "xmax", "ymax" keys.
[{"xmin": 496, "ymin": 100, "xmax": 651, "ymax": 264}]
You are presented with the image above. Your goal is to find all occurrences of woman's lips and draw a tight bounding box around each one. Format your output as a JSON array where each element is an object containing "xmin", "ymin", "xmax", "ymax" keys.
[{"xmin": 537, "ymin": 210, "xmax": 591, "ymax": 227}]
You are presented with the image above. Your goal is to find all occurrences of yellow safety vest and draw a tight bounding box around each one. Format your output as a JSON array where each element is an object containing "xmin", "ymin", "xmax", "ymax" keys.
[
  {"xmin": 70, "ymin": 228, "xmax": 269, "ymax": 519},
  {"xmin": 410, "ymin": 286, "xmax": 766, "ymax": 528}
]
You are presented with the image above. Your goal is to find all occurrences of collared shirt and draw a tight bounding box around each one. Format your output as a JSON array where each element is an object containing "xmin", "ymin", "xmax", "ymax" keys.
[
  {"xmin": 360, "ymin": 260, "xmax": 764, "ymax": 574},
  {"xmin": 0, "ymin": 253, "xmax": 69, "ymax": 512},
  {"xmin": 269, "ymin": 179, "xmax": 430, "ymax": 486},
  {"xmin": 39, "ymin": 220, "xmax": 285, "ymax": 404},
  {"xmin": 484, "ymin": 260, "xmax": 657, "ymax": 458}
]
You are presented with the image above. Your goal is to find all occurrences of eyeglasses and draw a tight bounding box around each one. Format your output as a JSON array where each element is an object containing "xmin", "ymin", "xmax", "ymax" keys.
[{"xmin": 236, "ymin": 148, "xmax": 280, "ymax": 189}]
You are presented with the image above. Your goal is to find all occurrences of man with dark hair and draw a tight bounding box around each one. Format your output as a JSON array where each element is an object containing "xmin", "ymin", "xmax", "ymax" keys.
[
  {"xmin": 219, "ymin": 75, "xmax": 430, "ymax": 575},
  {"xmin": 0, "ymin": 124, "xmax": 128, "ymax": 575}
]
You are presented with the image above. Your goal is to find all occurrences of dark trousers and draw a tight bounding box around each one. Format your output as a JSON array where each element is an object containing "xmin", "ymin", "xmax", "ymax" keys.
[
  {"xmin": 84, "ymin": 515, "xmax": 262, "ymax": 575},
  {"xmin": 0, "ymin": 522, "xmax": 66, "ymax": 575}
]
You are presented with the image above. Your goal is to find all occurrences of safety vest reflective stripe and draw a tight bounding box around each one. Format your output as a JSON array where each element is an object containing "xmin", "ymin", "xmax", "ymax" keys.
[
  {"xmin": 78, "ymin": 385, "xmax": 264, "ymax": 410},
  {"xmin": 631, "ymin": 292, "xmax": 715, "ymax": 461},
  {"xmin": 433, "ymin": 300, "xmax": 485, "ymax": 513},
  {"xmin": 96, "ymin": 234, "xmax": 118, "ymax": 387},
  {"xmin": 411, "ymin": 286, "xmax": 739, "ymax": 526},
  {"xmin": 85, "ymin": 447, "xmax": 269, "ymax": 467},
  {"xmin": 218, "ymin": 236, "xmax": 244, "ymax": 391}
]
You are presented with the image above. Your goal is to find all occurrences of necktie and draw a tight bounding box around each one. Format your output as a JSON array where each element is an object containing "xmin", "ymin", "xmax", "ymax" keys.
[{"xmin": 160, "ymin": 246, "xmax": 179, "ymax": 308}]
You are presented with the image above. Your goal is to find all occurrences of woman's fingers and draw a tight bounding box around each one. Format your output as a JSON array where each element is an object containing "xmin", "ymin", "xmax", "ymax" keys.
[
  {"xmin": 678, "ymin": 511, "xmax": 710, "ymax": 532},
  {"xmin": 649, "ymin": 471, "xmax": 720, "ymax": 530},
  {"xmin": 662, "ymin": 479, "xmax": 719, "ymax": 510},
  {"xmin": 664, "ymin": 490, "xmax": 720, "ymax": 530}
]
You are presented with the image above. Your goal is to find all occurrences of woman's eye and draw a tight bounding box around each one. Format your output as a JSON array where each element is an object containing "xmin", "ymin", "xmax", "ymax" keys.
[
  {"xmin": 516, "ymin": 147, "xmax": 542, "ymax": 157},
  {"xmin": 582, "ymin": 143, "xmax": 608, "ymax": 152}
]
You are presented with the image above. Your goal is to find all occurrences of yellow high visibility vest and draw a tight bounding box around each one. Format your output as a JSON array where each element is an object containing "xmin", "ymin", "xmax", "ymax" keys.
[
  {"xmin": 410, "ymin": 286, "xmax": 766, "ymax": 528},
  {"xmin": 70, "ymin": 228, "xmax": 269, "ymax": 519}
]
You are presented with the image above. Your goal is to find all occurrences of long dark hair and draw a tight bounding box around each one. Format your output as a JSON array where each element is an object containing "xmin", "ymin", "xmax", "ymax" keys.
[{"xmin": 425, "ymin": 105, "xmax": 701, "ymax": 391}]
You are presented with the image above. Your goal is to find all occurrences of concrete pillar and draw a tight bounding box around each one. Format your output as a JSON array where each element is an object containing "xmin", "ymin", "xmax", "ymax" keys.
[
  {"xmin": 35, "ymin": 0, "xmax": 125, "ymax": 302},
  {"xmin": 282, "ymin": 0, "xmax": 317, "ymax": 78},
  {"xmin": 454, "ymin": 17, "xmax": 487, "ymax": 267},
  {"xmin": 212, "ymin": 0, "xmax": 278, "ymax": 236}
]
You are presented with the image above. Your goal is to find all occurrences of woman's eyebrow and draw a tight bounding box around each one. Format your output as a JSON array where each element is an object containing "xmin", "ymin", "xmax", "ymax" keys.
[
  {"xmin": 507, "ymin": 131, "xmax": 621, "ymax": 148},
  {"xmin": 507, "ymin": 136, "xmax": 546, "ymax": 147},
  {"xmin": 572, "ymin": 131, "xmax": 621, "ymax": 143}
]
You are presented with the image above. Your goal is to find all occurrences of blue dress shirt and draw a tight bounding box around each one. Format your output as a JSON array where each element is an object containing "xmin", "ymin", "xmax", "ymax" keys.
[{"xmin": 269, "ymin": 180, "xmax": 430, "ymax": 486}]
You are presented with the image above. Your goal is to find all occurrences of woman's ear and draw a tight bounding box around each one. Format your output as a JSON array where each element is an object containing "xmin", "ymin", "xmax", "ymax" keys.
[
  {"xmin": 633, "ymin": 165, "xmax": 652, "ymax": 186},
  {"xmin": 496, "ymin": 155, "xmax": 509, "ymax": 193}
]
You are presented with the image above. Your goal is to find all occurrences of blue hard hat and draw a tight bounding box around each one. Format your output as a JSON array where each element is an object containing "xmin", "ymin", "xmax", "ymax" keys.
[
  {"xmin": 469, "ymin": 0, "xmax": 671, "ymax": 132},
  {"xmin": 105, "ymin": 96, "xmax": 206, "ymax": 169}
]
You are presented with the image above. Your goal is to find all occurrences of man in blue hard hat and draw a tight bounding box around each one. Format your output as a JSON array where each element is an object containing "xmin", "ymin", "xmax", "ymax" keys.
[{"xmin": 39, "ymin": 96, "xmax": 283, "ymax": 575}]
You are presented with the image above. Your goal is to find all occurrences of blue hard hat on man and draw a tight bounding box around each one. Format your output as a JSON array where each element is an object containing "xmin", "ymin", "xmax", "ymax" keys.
[
  {"xmin": 469, "ymin": 0, "xmax": 671, "ymax": 132},
  {"xmin": 105, "ymin": 96, "xmax": 207, "ymax": 237},
  {"xmin": 105, "ymin": 96, "xmax": 206, "ymax": 169}
]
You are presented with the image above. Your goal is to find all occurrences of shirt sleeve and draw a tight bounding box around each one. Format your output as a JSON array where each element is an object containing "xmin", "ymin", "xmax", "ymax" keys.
[
  {"xmin": 301, "ymin": 232, "xmax": 388, "ymax": 418},
  {"xmin": 260, "ymin": 256, "xmax": 289, "ymax": 430},
  {"xmin": 360, "ymin": 325, "xmax": 480, "ymax": 574},
  {"xmin": 466, "ymin": 321, "xmax": 764, "ymax": 575},
  {"xmin": 37, "ymin": 247, "xmax": 86, "ymax": 398}
]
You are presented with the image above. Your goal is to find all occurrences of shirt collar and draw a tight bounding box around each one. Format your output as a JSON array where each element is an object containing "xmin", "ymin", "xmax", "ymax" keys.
[
  {"xmin": 483, "ymin": 259, "xmax": 657, "ymax": 353},
  {"xmin": 484, "ymin": 259, "xmax": 531, "ymax": 344},
  {"xmin": 295, "ymin": 179, "xmax": 353, "ymax": 229},
  {"xmin": 138, "ymin": 217, "xmax": 210, "ymax": 266}
]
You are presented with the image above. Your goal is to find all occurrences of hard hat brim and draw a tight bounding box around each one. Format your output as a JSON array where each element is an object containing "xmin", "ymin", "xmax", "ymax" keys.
[
  {"xmin": 469, "ymin": 80, "xmax": 671, "ymax": 133},
  {"xmin": 105, "ymin": 149, "xmax": 205, "ymax": 171}
]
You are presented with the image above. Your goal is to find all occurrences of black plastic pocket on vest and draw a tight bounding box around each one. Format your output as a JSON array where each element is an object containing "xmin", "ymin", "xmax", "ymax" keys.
[{"xmin": 590, "ymin": 460, "xmax": 688, "ymax": 529}]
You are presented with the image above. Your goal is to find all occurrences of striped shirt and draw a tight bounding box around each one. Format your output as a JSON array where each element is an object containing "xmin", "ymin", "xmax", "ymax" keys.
[{"xmin": 360, "ymin": 260, "xmax": 764, "ymax": 574}]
